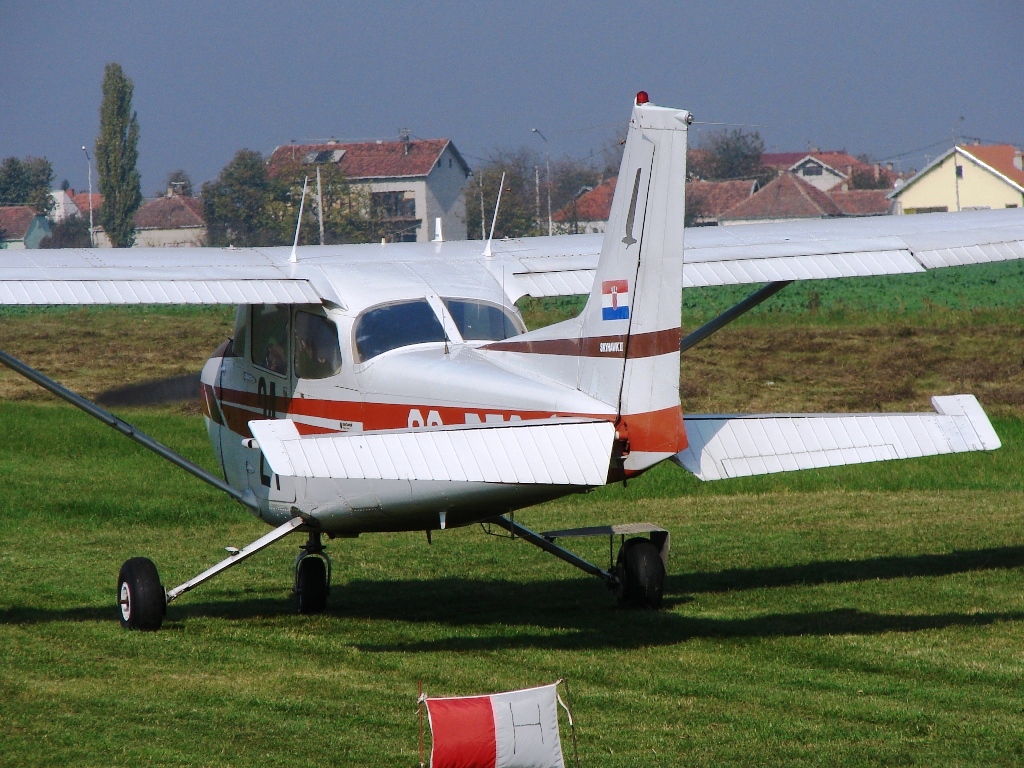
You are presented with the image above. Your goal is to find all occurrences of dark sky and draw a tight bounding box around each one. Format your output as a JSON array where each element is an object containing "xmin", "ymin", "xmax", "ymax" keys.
[{"xmin": 1, "ymin": 1, "xmax": 1021, "ymax": 195}]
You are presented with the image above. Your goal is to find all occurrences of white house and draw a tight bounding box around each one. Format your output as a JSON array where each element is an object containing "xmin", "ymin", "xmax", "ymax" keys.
[{"xmin": 268, "ymin": 136, "xmax": 471, "ymax": 242}]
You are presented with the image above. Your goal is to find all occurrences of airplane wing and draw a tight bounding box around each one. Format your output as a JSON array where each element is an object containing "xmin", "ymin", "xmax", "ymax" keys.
[
  {"xmin": 491, "ymin": 208, "xmax": 1024, "ymax": 298},
  {"xmin": 673, "ymin": 395, "xmax": 999, "ymax": 481},
  {"xmin": 0, "ymin": 246, "xmax": 323, "ymax": 305},
  {"xmin": 1, "ymin": 209, "xmax": 1021, "ymax": 305},
  {"xmin": 248, "ymin": 417, "xmax": 616, "ymax": 486}
]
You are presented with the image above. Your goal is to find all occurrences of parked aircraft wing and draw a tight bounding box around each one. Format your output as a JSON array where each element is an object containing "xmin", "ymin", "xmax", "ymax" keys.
[
  {"xmin": 673, "ymin": 394, "xmax": 999, "ymax": 481},
  {"xmin": 248, "ymin": 418, "xmax": 616, "ymax": 486},
  {"xmin": 0, "ymin": 246, "xmax": 323, "ymax": 304},
  {"xmin": 490, "ymin": 208, "xmax": 1024, "ymax": 298}
]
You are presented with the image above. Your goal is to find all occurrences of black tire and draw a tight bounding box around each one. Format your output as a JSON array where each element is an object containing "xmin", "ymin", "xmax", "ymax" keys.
[
  {"xmin": 117, "ymin": 557, "xmax": 165, "ymax": 630},
  {"xmin": 614, "ymin": 538, "xmax": 665, "ymax": 609},
  {"xmin": 296, "ymin": 556, "xmax": 328, "ymax": 614}
]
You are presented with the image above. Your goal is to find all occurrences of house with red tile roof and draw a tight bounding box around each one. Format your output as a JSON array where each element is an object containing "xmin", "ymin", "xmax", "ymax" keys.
[
  {"xmin": 552, "ymin": 177, "xmax": 616, "ymax": 234},
  {"xmin": 0, "ymin": 205, "xmax": 51, "ymax": 249},
  {"xmin": 686, "ymin": 179, "xmax": 760, "ymax": 225},
  {"xmin": 78, "ymin": 191, "xmax": 206, "ymax": 248},
  {"xmin": 268, "ymin": 136, "xmax": 470, "ymax": 242},
  {"xmin": 718, "ymin": 173, "xmax": 844, "ymax": 225},
  {"xmin": 763, "ymin": 150, "xmax": 896, "ymax": 193},
  {"xmin": 553, "ymin": 176, "xmax": 760, "ymax": 231},
  {"xmin": 889, "ymin": 143, "xmax": 1024, "ymax": 214},
  {"xmin": 131, "ymin": 194, "xmax": 206, "ymax": 246}
]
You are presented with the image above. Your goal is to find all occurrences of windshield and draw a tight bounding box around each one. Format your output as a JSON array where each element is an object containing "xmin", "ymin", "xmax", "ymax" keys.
[
  {"xmin": 354, "ymin": 299, "xmax": 446, "ymax": 362},
  {"xmin": 442, "ymin": 298, "xmax": 522, "ymax": 341}
]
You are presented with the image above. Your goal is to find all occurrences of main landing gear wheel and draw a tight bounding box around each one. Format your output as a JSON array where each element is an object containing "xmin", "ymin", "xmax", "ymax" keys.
[
  {"xmin": 294, "ymin": 532, "xmax": 331, "ymax": 614},
  {"xmin": 296, "ymin": 557, "xmax": 328, "ymax": 614},
  {"xmin": 614, "ymin": 537, "xmax": 665, "ymax": 609},
  {"xmin": 118, "ymin": 557, "xmax": 166, "ymax": 630}
]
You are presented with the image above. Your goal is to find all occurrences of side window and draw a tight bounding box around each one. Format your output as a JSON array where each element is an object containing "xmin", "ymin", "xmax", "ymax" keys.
[
  {"xmin": 294, "ymin": 311, "xmax": 342, "ymax": 379},
  {"xmin": 251, "ymin": 304, "xmax": 289, "ymax": 375},
  {"xmin": 442, "ymin": 299, "xmax": 522, "ymax": 341},
  {"xmin": 354, "ymin": 300, "xmax": 446, "ymax": 362},
  {"xmin": 232, "ymin": 304, "xmax": 249, "ymax": 358}
]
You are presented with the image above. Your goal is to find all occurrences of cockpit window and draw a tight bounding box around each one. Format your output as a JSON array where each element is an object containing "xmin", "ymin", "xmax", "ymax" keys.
[
  {"xmin": 442, "ymin": 298, "xmax": 522, "ymax": 341},
  {"xmin": 251, "ymin": 304, "xmax": 289, "ymax": 375},
  {"xmin": 294, "ymin": 311, "xmax": 342, "ymax": 379},
  {"xmin": 355, "ymin": 299, "xmax": 446, "ymax": 362}
]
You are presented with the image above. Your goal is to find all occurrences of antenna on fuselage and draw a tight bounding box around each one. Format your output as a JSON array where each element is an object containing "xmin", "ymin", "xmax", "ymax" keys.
[
  {"xmin": 289, "ymin": 175, "xmax": 310, "ymax": 263},
  {"xmin": 482, "ymin": 171, "xmax": 506, "ymax": 259}
]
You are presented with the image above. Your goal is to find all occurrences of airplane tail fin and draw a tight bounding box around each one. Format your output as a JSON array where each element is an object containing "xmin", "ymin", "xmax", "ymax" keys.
[{"xmin": 485, "ymin": 94, "xmax": 691, "ymax": 472}]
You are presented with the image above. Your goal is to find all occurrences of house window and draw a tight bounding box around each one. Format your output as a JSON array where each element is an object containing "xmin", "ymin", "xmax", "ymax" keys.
[
  {"xmin": 371, "ymin": 191, "xmax": 416, "ymax": 219},
  {"xmin": 801, "ymin": 164, "xmax": 823, "ymax": 176}
]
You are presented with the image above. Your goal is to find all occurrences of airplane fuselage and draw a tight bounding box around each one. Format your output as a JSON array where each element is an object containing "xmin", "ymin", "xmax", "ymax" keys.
[{"xmin": 200, "ymin": 298, "xmax": 618, "ymax": 536}]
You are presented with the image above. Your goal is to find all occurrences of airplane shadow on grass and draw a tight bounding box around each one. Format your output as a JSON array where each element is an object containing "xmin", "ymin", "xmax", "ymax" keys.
[{"xmin": 3, "ymin": 544, "xmax": 1024, "ymax": 650}]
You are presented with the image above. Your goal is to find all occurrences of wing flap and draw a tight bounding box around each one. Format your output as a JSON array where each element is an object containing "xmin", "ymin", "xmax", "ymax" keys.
[
  {"xmin": 248, "ymin": 418, "xmax": 616, "ymax": 486},
  {"xmin": 674, "ymin": 394, "xmax": 999, "ymax": 481}
]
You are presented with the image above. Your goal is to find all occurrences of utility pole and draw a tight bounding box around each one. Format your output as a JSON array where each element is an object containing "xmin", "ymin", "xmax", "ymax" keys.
[
  {"xmin": 952, "ymin": 116, "xmax": 964, "ymax": 212},
  {"xmin": 532, "ymin": 128, "xmax": 552, "ymax": 235},
  {"xmin": 479, "ymin": 174, "xmax": 486, "ymax": 241},
  {"xmin": 81, "ymin": 146, "xmax": 94, "ymax": 246},
  {"xmin": 534, "ymin": 166, "xmax": 541, "ymax": 233}
]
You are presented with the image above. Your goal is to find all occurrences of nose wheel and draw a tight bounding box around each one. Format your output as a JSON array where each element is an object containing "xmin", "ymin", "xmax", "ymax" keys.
[{"xmin": 294, "ymin": 532, "xmax": 331, "ymax": 614}]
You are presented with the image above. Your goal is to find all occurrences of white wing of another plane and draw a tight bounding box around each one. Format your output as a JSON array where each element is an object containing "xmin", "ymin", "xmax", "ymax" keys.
[
  {"xmin": 2, "ymin": 208, "xmax": 1022, "ymax": 306},
  {"xmin": 249, "ymin": 417, "xmax": 616, "ymax": 486},
  {"xmin": 673, "ymin": 395, "xmax": 1000, "ymax": 481},
  {"xmin": 496, "ymin": 207, "xmax": 1024, "ymax": 298}
]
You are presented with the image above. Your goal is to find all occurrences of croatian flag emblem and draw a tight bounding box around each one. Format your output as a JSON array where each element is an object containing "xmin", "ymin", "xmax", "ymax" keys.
[{"xmin": 601, "ymin": 279, "xmax": 630, "ymax": 321}]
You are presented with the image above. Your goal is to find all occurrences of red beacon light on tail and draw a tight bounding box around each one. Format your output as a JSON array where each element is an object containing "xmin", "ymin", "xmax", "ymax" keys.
[{"xmin": 635, "ymin": 91, "xmax": 650, "ymax": 105}]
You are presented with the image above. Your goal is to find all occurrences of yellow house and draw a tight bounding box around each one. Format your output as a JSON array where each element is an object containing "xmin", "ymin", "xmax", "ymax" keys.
[{"xmin": 889, "ymin": 144, "xmax": 1024, "ymax": 214}]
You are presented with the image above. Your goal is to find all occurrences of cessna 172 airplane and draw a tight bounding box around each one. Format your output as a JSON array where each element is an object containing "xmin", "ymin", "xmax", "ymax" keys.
[{"xmin": 2, "ymin": 93, "xmax": 1024, "ymax": 630}]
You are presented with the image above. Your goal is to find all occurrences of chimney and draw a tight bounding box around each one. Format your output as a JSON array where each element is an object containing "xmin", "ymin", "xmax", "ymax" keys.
[
  {"xmin": 1014, "ymin": 151, "xmax": 1023, "ymax": 172},
  {"xmin": 399, "ymin": 128, "xmax": 411, "ymax": 155}
]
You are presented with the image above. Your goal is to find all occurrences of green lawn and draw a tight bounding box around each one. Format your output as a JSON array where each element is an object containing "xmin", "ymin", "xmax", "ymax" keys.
[{"xmin": 2, "ymin": 402, "xmax": 1024, "ymax": 766}]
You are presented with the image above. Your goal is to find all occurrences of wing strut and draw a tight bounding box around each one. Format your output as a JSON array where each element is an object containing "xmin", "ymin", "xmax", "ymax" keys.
[
  {"xmin": 0, "ymin": 349, "xmax": 258, "ymax": 511},
  {"xmin": 680, "ymin": 280, "xmax": 791, "ymax": 353}
]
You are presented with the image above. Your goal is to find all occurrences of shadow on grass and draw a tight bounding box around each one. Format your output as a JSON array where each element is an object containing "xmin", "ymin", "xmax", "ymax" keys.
[
  {"xmin": 676, "ymin": 544, "xmax": 1024, "ymax": 594},
  {"xmin": 3, "ymin": 544, "xmax": 1023, "ymax": 649}
]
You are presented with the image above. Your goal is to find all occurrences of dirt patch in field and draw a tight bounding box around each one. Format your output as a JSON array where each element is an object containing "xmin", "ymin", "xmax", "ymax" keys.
[{"xmin": 2, "ymin": 307, "xmax": 1023, "ymax": 418}]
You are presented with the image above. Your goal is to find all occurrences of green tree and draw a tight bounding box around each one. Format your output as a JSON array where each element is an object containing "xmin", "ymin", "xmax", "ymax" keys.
[
  {"xmin": 702, "ymin": 128, "xmax": 774, "ymax": 185},
  {"xmin": 163, "ymin": 169, "xmax": 193, "ymax": 197},
  {"xmin": 0, "ymin": 156, "xmax": 55, "ymax": 214},
  {"xmin": 95, "ymin": 63, "xmax": 142, "ymax": 247},
  {"xmin": 270, "ymin": 159, "xmax": 379, "ymax": 245},
  {"xmin": 202, "ymin": 150, "xmax": 286, "ymax": 247},
  {"xmin": 39, "ymin": 215, "xmax": 92, "ymax": 248}
]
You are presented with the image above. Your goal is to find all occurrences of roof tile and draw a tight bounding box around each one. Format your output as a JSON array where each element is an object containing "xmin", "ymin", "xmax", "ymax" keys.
[
  {"xmin": 719, "ymin": 173, "xmax": 843, "ymax": 222},
  {"xmin": 134, "ymin": 195, "xmax": 205, "ymax": 230},
  {"xmin": 268, "ymin": 138, "xmax": 466, "ymax": 180},
  {"xmin": 0, "ymin": 205, "xmax": 39, "ymax": 239}
]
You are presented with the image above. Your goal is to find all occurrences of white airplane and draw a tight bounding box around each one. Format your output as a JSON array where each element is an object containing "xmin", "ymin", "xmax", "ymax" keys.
[{"xmin": 2, "ymin": 93, "xmax": 1023, "ymax": 631}]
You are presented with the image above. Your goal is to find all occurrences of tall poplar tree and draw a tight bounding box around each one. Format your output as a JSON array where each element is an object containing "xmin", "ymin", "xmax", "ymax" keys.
[{"xmin": 95, "ymin": 63, "xmax": 142, "ymax": 247}]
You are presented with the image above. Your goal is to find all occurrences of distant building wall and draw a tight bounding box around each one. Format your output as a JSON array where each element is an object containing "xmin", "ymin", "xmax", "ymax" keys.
[
  {"xmin": 423, "ymin": 145, "xmax": 468, "ymax": 241},
  {"xmin": 892, "ymin": 150, "xmax": 1024, "ymax": 214}
]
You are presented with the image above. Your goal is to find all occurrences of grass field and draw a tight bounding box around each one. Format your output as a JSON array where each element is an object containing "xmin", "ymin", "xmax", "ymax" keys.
[{"xmin": 3, "ymin": 266, "xmax": 1024, "ymax": 766}]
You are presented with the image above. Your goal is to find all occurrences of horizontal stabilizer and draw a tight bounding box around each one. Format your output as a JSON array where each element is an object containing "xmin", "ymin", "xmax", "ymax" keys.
[
  {"xmin": 248, "ymin": 418, "xmax": 616, "ymax": 486},
  {"xmin": 674, "ymin": 394, "xmax": 999, "ymax": 481}
]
